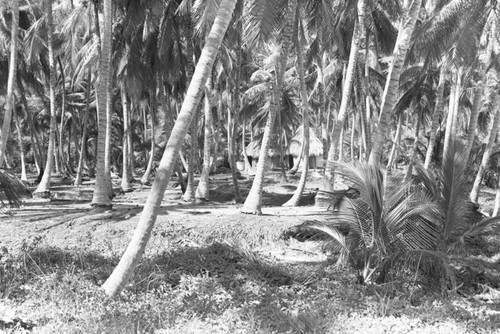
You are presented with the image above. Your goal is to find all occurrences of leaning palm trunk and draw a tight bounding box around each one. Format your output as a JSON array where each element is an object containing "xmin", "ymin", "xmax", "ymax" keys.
[
  {"xmin": 368, "ymin": 0, "xmax": 423, "ymax": 165},
  {"xmin": 241, "ymin": 0, "xmax": 297, "ymax": 215},
  {"xmin": 424, "ymin": 65, "xmax": 446, "ymax": 169},
  {"xmin": 196, "ymin": 84, "xmax": 214, "ymax": 200},
  {"xmin": 283, "ymin": 22, "xmax": 310, "ymax": 207},
  {"xmin": 470, "ymin": 96, "xmax": 500, "ymax": 203},
  {"xmin": 91, "ymin": 0, "xmax": 113, "ymax": 207},
  {"xmin": 101, "ymin": 0, "xmax": 237, "ymax": 298},
  {"xmin": 35, "ymin": 0, "xmax": 57, "ymax": 196},
  {"xmin": 0, "ymin": 0, "xmax": 19, "ymax": 167}
]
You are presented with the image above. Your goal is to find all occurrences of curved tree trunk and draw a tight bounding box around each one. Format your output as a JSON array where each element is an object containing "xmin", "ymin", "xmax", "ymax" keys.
[
  {"xmin": 283, "ymin": 18, "xmax": 310, "ymax": 207},
  {"xmin": 325, "ymin": 0, "xmax": 365, "ymax": 178},
  {"xmin": 424, "ymin": 65, "xmax": 446, "ymax": 169},
  {"xmin": 35, "ymin": 0, "xmax": 57, "ymax": 196},
  {"xmin": 368, "ymin": 0, "xmax": 423, "ymax": 165},
  {"xmin": 241, "ymin": 0, "xmax": 297, "ymax": 215},
  {"xmin": 470, "ymin": 96, "xmax": 500, "ymax": 203},
  {"xmin": 0, "ymin": 0, "xmax": 19, "ymax": 167},
  {"xmin": 101, "ymin": 0, "xmax": 237, "ymax": 297},
  {"xmin": 91, "ymin": 0, "xmax": 113, "ymax": 207}
]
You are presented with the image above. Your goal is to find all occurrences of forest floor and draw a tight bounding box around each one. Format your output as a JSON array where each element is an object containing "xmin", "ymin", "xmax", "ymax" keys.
[{"xmin": 1, "ymin": 169, "xmax": 500, "ymax": 333}]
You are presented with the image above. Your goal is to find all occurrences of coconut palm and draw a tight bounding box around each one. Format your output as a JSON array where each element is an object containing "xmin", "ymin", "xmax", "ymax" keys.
[
  {"xmin": 34, "ymin": 0, "xmax": 58, "ymax": 196},
  {"xmin": 0, "ymin": 0, "xmax": 19, "ymax": 167},
  {"xmin": 101, "ymin": 0, "xmax": 238, "ymax": 297}
]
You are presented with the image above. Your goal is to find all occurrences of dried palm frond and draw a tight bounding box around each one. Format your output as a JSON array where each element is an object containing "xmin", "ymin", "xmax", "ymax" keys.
[{"xmin": 0, "ymin": 169, "xmax": 31, "ymax": 208}]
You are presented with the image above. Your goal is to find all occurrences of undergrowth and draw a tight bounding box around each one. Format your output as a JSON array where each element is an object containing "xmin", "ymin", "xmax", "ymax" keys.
[{"xmin": 1, "ymin": 234, "xmax": 500, "ymax": 334}]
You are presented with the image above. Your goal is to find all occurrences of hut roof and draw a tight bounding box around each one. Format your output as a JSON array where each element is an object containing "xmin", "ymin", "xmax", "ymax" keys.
[
  {"xmin": 245, "ymin": 139, "xmax": 281, "ymax": 158},
  {"xmin": 287, "ymin": 126, "xmax": 323, "ymax": 157}
]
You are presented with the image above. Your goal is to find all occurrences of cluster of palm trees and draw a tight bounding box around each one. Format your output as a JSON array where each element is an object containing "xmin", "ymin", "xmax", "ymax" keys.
[{"xmin": 1, "ymin": 0, "xmax": 500, "ymax": 296}]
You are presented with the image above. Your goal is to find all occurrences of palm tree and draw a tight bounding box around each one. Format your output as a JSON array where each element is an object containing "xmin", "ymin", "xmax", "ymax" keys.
[
  {"xmin": 91, "ymin": 0, "xmax": 113, "ymax": 207},
  {"xmin": 195, "ymin": 81, "xmax": 214, "ymax": 200},
  {"xmin": 368, "ymin": 0, "xmax": 423, "ymax": 165},
  {"xmin": 0, "ymin": 0, "xmax": 19, "ymax": 168},
  {"xmin": 101, "ymin": 0, "xmax": 238, "ymax": 297},
  {"xmin": 241, "ymin": 0, "xmax": 297, "ymax": 215},
  {"xmin": 34, "ymin": 0, "xmax": 58, "ymax": 196}
]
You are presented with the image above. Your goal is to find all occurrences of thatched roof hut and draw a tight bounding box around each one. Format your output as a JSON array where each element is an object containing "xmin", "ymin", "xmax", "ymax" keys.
[
  {"xmin": 287, "ymin": 126, "xmax": 323, "ymax": 157},
  {"xmin": 245, "ymin": 139, "xmax": 281, "ymax": 158}
]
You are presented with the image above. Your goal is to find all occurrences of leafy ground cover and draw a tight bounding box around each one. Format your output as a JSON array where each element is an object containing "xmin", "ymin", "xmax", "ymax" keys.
[{"xmin": 0, "ymin": 171, "xmax": 499, "ymax": 333}]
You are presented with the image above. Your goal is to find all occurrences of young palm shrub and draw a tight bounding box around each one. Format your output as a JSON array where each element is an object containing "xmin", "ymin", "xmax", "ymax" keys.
[
  {"xmin": 412, "ymin": 140, "xmax": 500, "ymax": 253},
  {"xmin": 308, "ymin": 161, "xmax": 452, "ymax": 286}
]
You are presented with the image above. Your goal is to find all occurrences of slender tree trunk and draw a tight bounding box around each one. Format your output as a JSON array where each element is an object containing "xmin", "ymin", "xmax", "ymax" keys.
[
  {"xmin": 142, "ymin": 95, "xmax": 156, "ymax": 185},
  {"xmin": 405, "ymin": 114, "xmax": 421, "ymax": 181},
  {"xmin": 283, "ymin": 20, "xmax": 310, "ymax": 207},
  {"xmin": 121, "ymin": 84, "xmax": 133, "ymax": 191},
  {"xmin": 325, "ymin": 0, "xmax": 365, "ymax": 178},
  {"xmin": 91, "ymin": 0, "xmax": 113, "ymax": 207},
  {"xmin": 35, "ymin": 0, "xmax": 57, "ymax": 196},
  {"xmin": 368, "ymin": 0, "xmax": 423, "ymax": 165},
  {"xmin": 101, "ymin": 0, "xmax": 237, "ymax": 297},
  {"xmin": 443, "ymin": 67, "xmax": 461, "ymax": 165},
  {"xmin": 470, "ymin": 96, "xmax": 500, "ymax": 203},
  {"xmin": 424, "ymin": 66, "xmax": 446, "ymax": 169},
  {"xmin": 241, "ymin": 119, "xmax": 251, "ymax": 172},
  {"xmin": 14, "ymin": 111, "xmax": 27, "ymax": 182},
  {"xmin": 195, "ymin": 83, "xmax": 213, "ymax": 200},
  {"xmin": 57, "ymin": 56, "xmax": 67, "ymax": 175},
  {"xmin": 241, "ymin": 0, "xmax": 297, "ymax": 215},
  {"xmin": 387, "ymin": 115, "xmax": 402, "ymax": 172},
  {"xmin": 75, "ymin": 69, "xmax": 91, "ymax": 186},
  {"xmin": 228, "ymin": 39, "xmax": 243, "ymax": 202},
  {"xmin": 0, "ymin": 0, "xmax": 19, "ymax": 167}
]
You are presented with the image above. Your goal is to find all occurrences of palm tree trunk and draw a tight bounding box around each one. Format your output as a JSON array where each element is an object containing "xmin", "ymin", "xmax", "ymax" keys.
[
  {"xmin": 443, "ymin": 67, "xmax": 461, "ymax": 165},
  {"xmin": 325, "ymin": 0, "xmax": 365, "ymax": 178},
  {"xmin": 101, "ymin": 0, "xmax": 237, "ymax": 297},
  {"xmin": 283, "ymin": 19, "xmax": 310, "ymax": 207},
  {"xmin": 0, "ymin": 0, "xmax": 19, "ymax": 167},
  {"xmin": 470, "ymin": 95, "xmax": 500, "ymax": 203},
  {"xmin": 142, "ymin": 95, "xmax": 156, "ymax": 185},
  {"xmin": 195, "ymin": 83, "xmax": 214, "ymax": 200},
  {"xmin": 91, "ymin": 0, "xmax": 113, "ymax": 207},
  {"xmin": 75, "ymin": 68, "xmax": 91, "ymax": 186},
  {"xmin": 241, "ymin": 0, "xmax": 297, "ymax": 215},
  {"xmin": 121, "ymin": 84, "xmax": 133, "ymax": 191},
  {"xmin": 404, "ymin": 114, "xmax": 421, "ymax": 181},
  {"xmin": 57, "ymin": 56, "xmax": 67, "ymax": 175},
  {"xmin": 13, "ymin": 111, "xmax": 27, "ymax": 182},
  {"xmin": 241, "ymin": 119, "xmax": 251, "ymax": 172},
  {"xmin": 368, "ymin": 0, "xmax": 423, "ymax": 165},
  {"xmin": 35, "ymin": 0, "xmax": 57, "ymax": 196},
  {"xmin": 387, "ymin": 115, "xmax": 402, "ymax": 172},
  {"xmin": 424, "ymin": 65, "xmax": 446, "ymax": 169}
]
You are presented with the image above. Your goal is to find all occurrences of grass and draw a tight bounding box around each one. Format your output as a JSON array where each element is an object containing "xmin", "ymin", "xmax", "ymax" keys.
[{"xmin": 1, "ymin": 230, "xmax": 500, "ymax": 334}]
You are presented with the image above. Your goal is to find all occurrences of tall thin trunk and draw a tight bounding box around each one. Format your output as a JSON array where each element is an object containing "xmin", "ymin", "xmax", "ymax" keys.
[
  {"xmin": 75, "ymin": 69, "xmax": 91, "ymax": 186},
  {"xmin": 195, "ymin": 83, "xmax": 213, "ymax": 200},
  {"xmin": 121, "ymin": 84, "xmax": 133, "ymax": 191},
  {"xmin": 283, "ymin": 20, "xmax": 310, "ymax": 207},
  {"xmin": 405, "ymin": 114, "xmax": 421, "ymax": 181},
  {"xmin": 142, "ymin": 95, "xmax": 156, "ymax": 185},
  {"xmin": 241, "ymin": 119, "xmax": 251, "ymax": 172},
  {"xmin": 368, "ymin": 0, "xmax": 423, "ymax": 165},
  {"xmin": 91, "ymin": 0, "xmax": 112, "ymax": 207},
  {"xmin": 57, "ymin": 56, "xmax": 67, "ymax": 175},
  {"xmin": 241, "ymin": 0, "xmax": 297, "ymax": 215},
  {"xmin": 424, "ymin": 66, "xmax": 446, "ymax": 169},
  {"xmin": 0, "ymin": 0, "xmax": 19, "ymax": 167},
  {"xmin": 470, "ymin": 95, "xmax": 500, "ymax": 203},
  {"xmin": 443, "ymin": 67, "xmax": 461, "ymax": 165},
  {"xmin": 14, "ymin": 110, "xmax": 27, "ymax": 182},
  {"xmin": 387, "ymin": 115, "xmax": 402, "ymax": 172},
  {"xmin": 35, "ymin": 0, "xmax": 57, "ymax": 195},
  {"xmin": 325, "ymin": 0, "xmax": 365, "ymax": 178},
  {"xmin": 101, "ymin": 0, "xmax": 237, "ymax": 297}
]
